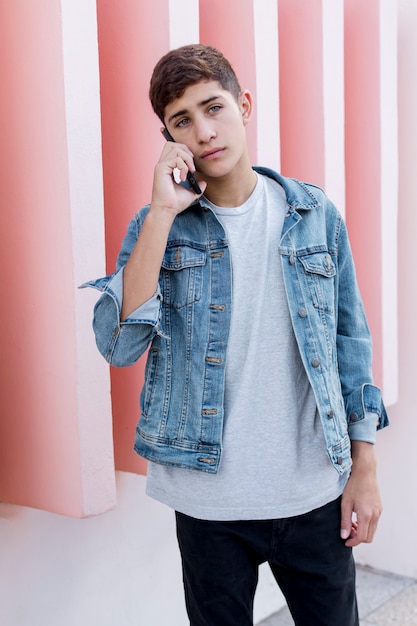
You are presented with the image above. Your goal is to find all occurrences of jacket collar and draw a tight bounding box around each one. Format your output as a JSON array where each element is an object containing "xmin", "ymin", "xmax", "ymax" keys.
[
  {"xmin": 253, "ymin": 167, "xmax": 321, "ymax": 211},
  {"xmin": 190, "ymin": 166, "xmax": 322, "ymax": 212}
]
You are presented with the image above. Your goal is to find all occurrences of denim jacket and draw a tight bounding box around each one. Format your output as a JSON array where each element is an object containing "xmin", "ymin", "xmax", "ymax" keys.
[{"xmin": 83, "ymin": 168, "xmax": 388, "ymax": 474}]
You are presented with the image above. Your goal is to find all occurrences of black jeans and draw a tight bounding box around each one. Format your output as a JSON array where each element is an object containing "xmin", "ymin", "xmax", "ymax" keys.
[{"xmin": 175, "ymin": 497, "xmax": 359, "ymax": 626}]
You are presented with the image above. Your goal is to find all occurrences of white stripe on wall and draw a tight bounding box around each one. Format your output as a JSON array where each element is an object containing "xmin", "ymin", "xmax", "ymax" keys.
[
  {"xmin": 169, "ymin": 0, "xmax": 200, "ymax": 49},
  {"xmin": 379, "ymin": 0, "xmax": 398, "ymax": 405},
  {"xmin": 323, "ymin": 0, "xmax": 345, "ymax": 215},
  {"xmin": 253, "ymin": 0, "xmax": 280, "ymax": 169},
  {"xmin": 61, "ymin": 0, "xmax": 116, "ymax": 515}
]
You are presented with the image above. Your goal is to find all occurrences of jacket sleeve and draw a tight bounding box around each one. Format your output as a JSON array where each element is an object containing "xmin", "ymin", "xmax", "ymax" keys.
[
  {"xmin": 334, "ymin": 213, "xmax": 389, "ymax": 443},
  {"xmin": 80, "ymin": 208, "xmax": 164, "ymax": 367}
]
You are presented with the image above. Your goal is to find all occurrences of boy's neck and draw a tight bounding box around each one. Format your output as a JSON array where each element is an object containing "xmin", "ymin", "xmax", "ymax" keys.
[{"xmin": 203, "ymin": 165, "xmax": 257, "ymax": 208}]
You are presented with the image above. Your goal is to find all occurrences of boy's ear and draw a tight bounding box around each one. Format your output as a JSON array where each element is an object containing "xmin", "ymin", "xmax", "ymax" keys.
[{"xmin": 239, "ymin": 90, "xmax": 253, "ymax": 126}]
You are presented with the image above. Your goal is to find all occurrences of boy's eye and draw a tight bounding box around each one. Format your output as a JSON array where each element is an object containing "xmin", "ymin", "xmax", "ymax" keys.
[
  {"xmin": 176, "ymin": 118, "xmax": 189, "ymax": 128},
  {"xmin": 208, "ymin": 104, "xmax": 221, "ymax": 114}
]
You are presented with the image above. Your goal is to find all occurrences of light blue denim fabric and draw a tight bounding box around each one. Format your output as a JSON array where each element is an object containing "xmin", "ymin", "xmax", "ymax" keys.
[{"xmin": 81, "ymin": 168, "xmax": 388, "ymax": 474}]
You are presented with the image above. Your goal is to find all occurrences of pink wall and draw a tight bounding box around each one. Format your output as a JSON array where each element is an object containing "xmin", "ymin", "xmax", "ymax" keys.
[
  {"xmin": 0, "ymin": 0, "xmax": 116, "ymax": 517},
  {"xmin": 344, "ymin": 0, "xmax": 383, "ymax": 386},
  {"xmin": 0, "ymin": 1, "xmax": 85, "ymax": 514},
  {"xmin": 0, "ymin": 0, "xmax": 398, "ymax": 517},
  {"xmin": 279, "ymin": 0, "xmax": 346, "ymax": 213},
  {"xmin": 278, "ymin": 0, "xmax": 326, "ymax": 186},
  {"xmin": 0, "ymin": 1, "xmax": 81, "ymax": 513},
  {"xmin": 96, "ymin": 0, "xmax": 172, "ymax": 474},
  {"xmin": 344, "ymin": 0, "xmax": 398, "ymax": 400}
]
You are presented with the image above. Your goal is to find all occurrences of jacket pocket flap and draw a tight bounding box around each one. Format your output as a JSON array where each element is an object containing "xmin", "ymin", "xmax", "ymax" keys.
[
  {"xmin": 299, "ymin": 252, "xmax": 336, "ymax": 278},
  {"xmin": 162, "ymin": 245, "xmax": 206, "ymax": 270}
]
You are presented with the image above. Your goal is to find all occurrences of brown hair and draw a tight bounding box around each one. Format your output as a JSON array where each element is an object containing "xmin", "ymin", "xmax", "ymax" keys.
[{"xmin": 149, "ymin": 44, "xmax": 242, "ymax": 122}]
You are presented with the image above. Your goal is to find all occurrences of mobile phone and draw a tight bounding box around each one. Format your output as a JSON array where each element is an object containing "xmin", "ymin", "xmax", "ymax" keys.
[{"xmin": 162, "ymin": 128, "xmax": 202, "ymax": 195}]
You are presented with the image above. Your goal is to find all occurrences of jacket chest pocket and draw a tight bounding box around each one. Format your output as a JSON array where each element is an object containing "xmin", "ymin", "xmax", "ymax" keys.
[
  {"xmin": 299, "ymin": 252, "xmax": 336, "ymax": 313},
  {"xmin": 161, "ymin": 245, "xmax": 205, "ymax": 309}
]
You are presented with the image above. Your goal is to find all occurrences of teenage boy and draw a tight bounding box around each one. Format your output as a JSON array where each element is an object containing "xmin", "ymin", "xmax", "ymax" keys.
[{"xmin": 86, "ymin": 44, "xmax": 388, "ymax": 625}]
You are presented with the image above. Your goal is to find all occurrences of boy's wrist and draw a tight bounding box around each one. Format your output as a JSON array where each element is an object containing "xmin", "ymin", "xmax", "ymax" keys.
[
  {"xmin": 147, "ymin": 204, "xmax": 176, "ymax": 230},
  {"xmin": 350, "ymin": 440, "xmax": 377, "ymax": 472}
]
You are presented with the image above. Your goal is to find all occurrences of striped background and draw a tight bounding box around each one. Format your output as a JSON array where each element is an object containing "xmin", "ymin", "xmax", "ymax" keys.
[{"xmin": 0, "ymin": 0, "xmax": 398, "ymax": 517}]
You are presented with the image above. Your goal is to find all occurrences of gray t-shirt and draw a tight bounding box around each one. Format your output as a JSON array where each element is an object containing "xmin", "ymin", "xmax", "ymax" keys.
[{"xmin": 146, "ymin": 173, "xmax": 347, "ymax": 520}]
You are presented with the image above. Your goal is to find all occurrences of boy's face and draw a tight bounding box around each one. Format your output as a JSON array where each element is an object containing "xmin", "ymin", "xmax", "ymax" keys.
[{"xmin": 163, "ymin": 80, "xmax": 252, "ymax": 184}]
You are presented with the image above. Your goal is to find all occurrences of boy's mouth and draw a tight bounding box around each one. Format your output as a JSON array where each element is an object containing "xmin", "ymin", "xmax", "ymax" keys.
[{"xmin": 200, "ymin": 147, "xmax": 225, "ymax": 160}]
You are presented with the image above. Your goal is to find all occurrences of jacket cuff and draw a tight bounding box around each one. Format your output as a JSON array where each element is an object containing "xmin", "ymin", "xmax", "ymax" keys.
[
  {"xmin": 346, "ymin": 383, "xmax": 389, "ymax": 444},
  {"xmin": 348, "ymin": 412, "xmax": 379, "ymax": 444},
  {"xmin": 81, "ymin": 267, "xmax": 162, "ymax": 326}
]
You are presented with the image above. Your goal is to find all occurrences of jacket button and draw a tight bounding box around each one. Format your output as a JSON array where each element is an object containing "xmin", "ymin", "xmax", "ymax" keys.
[
  {"xmin": 298, "ymin": 308, "xmax": 307, "ymax": 318},
  {"xmin": 327, "ymin": 410, "xmax": 334, "ymax": 419},
  {"xmin": 198, "ymin": 457, "xmax": 216, "ymax": 465},
  {"xmin": 289, "ymin": 255, "xmax": 295, "ymax": 265},
  {"xmin": 337, "ymin": 456, "xmax": 343, "ymax": 465},
  {"xmin": 349, "ymin": 412, "xmax": 359, "ymax": 422},
  {"xmin": 311, "ymin": 358, "xmax": 320, "ymax": 368}
]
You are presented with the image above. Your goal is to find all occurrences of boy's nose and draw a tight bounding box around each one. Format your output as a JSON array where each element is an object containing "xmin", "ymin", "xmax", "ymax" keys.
[{"xmin": 194, "ymin": 120, "xmax": 216, "ymax": 143}]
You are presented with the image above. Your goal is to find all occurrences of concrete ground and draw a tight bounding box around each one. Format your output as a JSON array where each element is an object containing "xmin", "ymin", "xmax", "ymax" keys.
[{"xmin": 257, "ymin": 565, "xmax": 417, "ymax": 626}]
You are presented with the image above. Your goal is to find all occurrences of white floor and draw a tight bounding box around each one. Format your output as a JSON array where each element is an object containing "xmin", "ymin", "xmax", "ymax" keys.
[{"xmin": 256, "ymin": 565, "xmax": 417, "ymax": 626}]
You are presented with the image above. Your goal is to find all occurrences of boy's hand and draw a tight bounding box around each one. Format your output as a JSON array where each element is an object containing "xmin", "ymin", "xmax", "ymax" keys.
[
  {"xmin": 340, "ymin": 441, "xmax": 382, "ymax": 547},
  {"xmin": 150, "ymin": 138, "xmax": 206, "ymax": 220}
]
